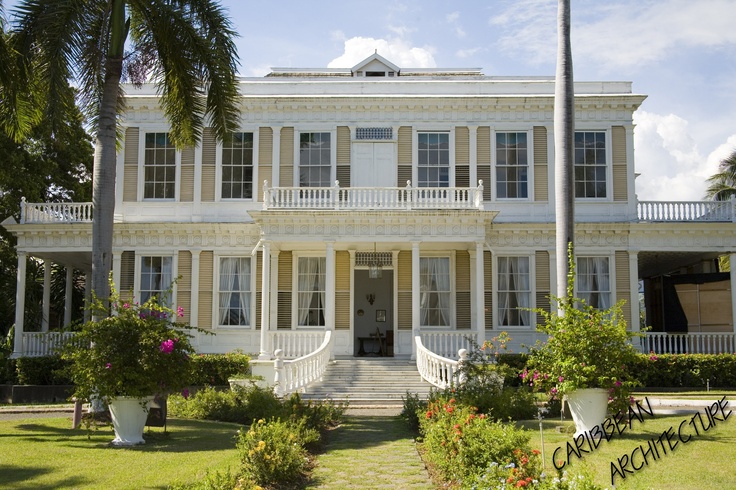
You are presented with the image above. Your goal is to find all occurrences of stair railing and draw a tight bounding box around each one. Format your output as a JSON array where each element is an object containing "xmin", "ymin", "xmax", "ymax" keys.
[
  {"xmin": 273, "ymin": 330, "xmax": 333, "ymax": 396},
  {"xmin": 415, "ymin": 335, "xmax": 469, "ymax": 389}
]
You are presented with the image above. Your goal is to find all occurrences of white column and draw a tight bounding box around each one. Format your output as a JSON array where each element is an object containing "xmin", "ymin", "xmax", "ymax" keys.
[
  {"xmin": 42, "ymin": 261, "xmax": 51, "ymax": 332},
  {"xmin": 190, "ymin": 250, "xmax": 201, "ymax": 327},
  {"xmin": 411, "ymin": 241, "xmax": 420, "ymax": 360},
  {"xmin": 64, "ymin": 267, "xmax": 73, "ymax": 327},
  {"xmin": 731, "ymin": 253, "xmax": 736, "ymax": 335},
  {"xmin": 629, "ymin": 251, "xmax": 642, "ymax": 351},
  {"xmin": 325, "ymin": 242, "xmax": 335, "ymax": 331},
  {"xmin": 474, "ymin": 241, "xmax": 486, "ymax": 344},
  {"xmin": 12, "ymin": 252, "xmax": 27, "ymax": 357},
  {"xmin": 112, "ymin": 251, "xmax": 122, "ymax": 291},
  {"xmin": 259, "ymin": 241, "xmax": 272, "ymax": 359}
]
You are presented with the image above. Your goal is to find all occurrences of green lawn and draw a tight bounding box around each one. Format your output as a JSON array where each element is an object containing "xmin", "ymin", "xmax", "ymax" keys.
[
  {"xmin": 0, "ymin": 416, "xmax": 242, "ymax": 489},
  {"xmin": 520, "ymin": 401, "xmax": 736, "ymax": 489}
]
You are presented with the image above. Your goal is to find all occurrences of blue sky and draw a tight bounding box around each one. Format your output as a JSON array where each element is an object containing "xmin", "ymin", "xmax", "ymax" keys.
[{"xmin": 6, "ymin": 0, "xmax": 735, "ymax": 201}]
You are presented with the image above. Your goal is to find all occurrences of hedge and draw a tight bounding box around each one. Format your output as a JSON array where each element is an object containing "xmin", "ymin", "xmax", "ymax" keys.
[{"xmin": 632, "ymin": 353, "xmax": 736, "ymax": 388}]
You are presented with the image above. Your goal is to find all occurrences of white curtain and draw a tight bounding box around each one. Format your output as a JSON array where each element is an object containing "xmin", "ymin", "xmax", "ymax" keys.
[
  {"xmin": 420, "ymin": 257, "xmax": 450, "ymax": 326},
  {"xmin": 498, "ymin": 257, "xmax": 531, "ymax": 326},
  {"xmin": 578, "ymin": 257, "xmax": 610, "ymax": 309},
  {"xmin": 298, "ymin": 257, "xmax": 325, "ymax": 326},
  {"xmin": 219, "ymin": 258, "xmax": 237, "ymax": 325},
  {"xmin": 239, "ymin": 259, "xmax": 251, "ymax": 325}
]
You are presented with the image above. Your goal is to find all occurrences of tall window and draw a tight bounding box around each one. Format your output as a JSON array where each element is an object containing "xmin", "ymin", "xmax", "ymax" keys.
[
  {"xmin": 218, "ymin": 257, "xmax": 251, "ymax": 326},
  {"xmin": 297, "ymin": 257, "xmax": 326, "ymax": 327},
  {"xmin": 418, "ymin": 132, "xmax": 450, "ymax": 187},
  {"xmin": 574, "ymin": 131, "xmax": 607, "ymax": 198},
  {"xmin": 140, "ymin": 256, "xmax": 173, "ymax": 304},
  {"xmin": 498, "ymin": 256, "xmax": 531, "ymax": 326},
  {"xmin": 496, "ymin": 132, "xmax": 528, "ymax": 198},
  {"xmin": 577, "ymin": 257, "xmax": 611, "ymax": 309},
  {"xmin": 144, "ymin": 132, "xmax": 176, "ymax": 199},
  {"xmin": 222, "ymin": 132, "xmax": 254, "ymax": 199},
  {"xmin": 420, "ymin": 257, "xmax": 451, "ymax": 326},
  {"xmin": 299, "ymin": 132, "xmax": 331, "ymax": 187}
]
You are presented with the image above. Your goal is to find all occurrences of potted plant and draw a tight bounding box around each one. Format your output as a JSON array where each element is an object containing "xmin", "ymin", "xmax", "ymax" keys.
[
  {"xmin": 62, "ymin": 283, "xmax": 199, "ymax": 446},
  {"xmin": 523, "ymin": 247, "xmax": 640, "ymax": 435}
]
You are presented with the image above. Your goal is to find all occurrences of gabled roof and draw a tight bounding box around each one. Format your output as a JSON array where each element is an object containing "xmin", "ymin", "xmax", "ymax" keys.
[{"xmin": 351, "ymin": 52, "xmax": 400, "ymax": 74}]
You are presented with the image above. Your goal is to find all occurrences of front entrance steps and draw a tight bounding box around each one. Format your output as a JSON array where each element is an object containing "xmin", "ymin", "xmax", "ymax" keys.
[{"xmin": 300, "ymin": 358, "xmax": 433, "ymax": 407}]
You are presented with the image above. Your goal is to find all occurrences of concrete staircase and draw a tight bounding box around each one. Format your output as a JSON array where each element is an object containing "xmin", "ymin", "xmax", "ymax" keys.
[{"xmin": 300, "ymin": 358, "xmax": 434, "ymax": 407}]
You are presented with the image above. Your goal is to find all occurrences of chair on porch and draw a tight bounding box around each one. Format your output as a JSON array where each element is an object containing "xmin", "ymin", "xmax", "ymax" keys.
[{"xmin": 384, "ymin": 329, "xmax": 394, "ymax": 357}]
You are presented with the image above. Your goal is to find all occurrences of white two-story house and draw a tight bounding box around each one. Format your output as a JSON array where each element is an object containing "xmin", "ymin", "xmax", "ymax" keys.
[{"xmin": 5, "ymin": 53, "xmax": 736, "ymax": 365}]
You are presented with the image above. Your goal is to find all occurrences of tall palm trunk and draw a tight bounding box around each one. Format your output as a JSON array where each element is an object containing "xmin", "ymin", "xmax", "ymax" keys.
[
  {"xmin": 554, "ymin": 0, "xmax": 575, "ymax": 302},
  {"xmin": 91, "ymin": 0, "xmax": 126, "ymax": 306}
]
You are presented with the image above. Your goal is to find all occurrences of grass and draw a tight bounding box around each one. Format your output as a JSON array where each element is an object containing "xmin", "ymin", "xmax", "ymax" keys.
[
  {"xmin": 520, "ymin": 403, "xmax": 736, "ymax": 489},
  {"xmin": 0, "ymin": 416, "xmax": 242, "ymax": 489},
  {"xmin": 307, "ymin": 416, "xmax": 434, "ymax": 489}
]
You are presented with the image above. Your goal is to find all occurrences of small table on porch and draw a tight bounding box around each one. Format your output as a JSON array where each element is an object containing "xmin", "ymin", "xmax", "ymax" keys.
[{"xmin": 357, "ymin": 333, "xmax": 386, "ymax": 356}]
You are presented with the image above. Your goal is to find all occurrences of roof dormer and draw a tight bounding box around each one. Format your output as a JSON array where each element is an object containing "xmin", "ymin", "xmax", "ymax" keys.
[{"xmin": 351, "ymin": 52, "xmax": 400, "ymax": 78}]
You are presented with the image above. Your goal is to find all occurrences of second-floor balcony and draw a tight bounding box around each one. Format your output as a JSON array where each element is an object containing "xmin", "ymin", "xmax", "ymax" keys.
[{"xmin": 262, "ymin": 180, "xmax": 484, "ymax": 211}]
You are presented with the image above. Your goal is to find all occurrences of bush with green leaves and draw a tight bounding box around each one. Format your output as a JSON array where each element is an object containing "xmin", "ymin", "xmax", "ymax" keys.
[
  {"xmin": 237, "ymin": 417, "xmax": 318, "ymax": 487},
  {"xmin": 189, "ymin": 352, "xmax": 250, "ymax": 386},
  {"xmin": 633, "ymin": 352, "xmax": 736, "ymax": 388},
  {"xmin": 15, "ymin": 355, "xmax": 71, "ymax": 385}
]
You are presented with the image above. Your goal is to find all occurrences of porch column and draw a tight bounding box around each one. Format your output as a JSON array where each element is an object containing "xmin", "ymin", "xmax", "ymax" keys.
[
  {"xmin": 629, "ymin": 251, "xmax": 642, "ymax": 351},
  {"xmin": 731, "ymin": 253, "xmax": 736, "ymax": 336},
  {"xmin": 258, "ymin": 241, "xmax": 272, "ymax": 360},
  {"xmin": 42, "ymin": 261, "xmax": 51, "ymax": 332},
  {"xmin": 12, "ymin": 252, "xmax": 27, "ymax": 357},
  {"xmin": 474, "ymin": 241, "xmax": 485, "ymax": 344},
  {"xmin": 64, "ymin": 266, "xmax": 73, "ymax": 327},
  {"xmin": 411, "ymin": 241, "xmax": 420, "ymax": 360},
  {"xmin": 325, "ymin": 242, "xmax": 335, "ymax": 331},
  {"xmin": 112, "ymin": 251, "xmax": 122, "ymax": 291}
]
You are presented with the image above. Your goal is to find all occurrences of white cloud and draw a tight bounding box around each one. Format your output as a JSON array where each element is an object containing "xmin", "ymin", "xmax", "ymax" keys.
[
  {"xmin": 328, "ymin": 37, "xmax": 436, "ymax": 68},
  {"xmin": 446, "ymin": 11, "xmax": 466, "ymax": 38},
  {"xmin": 632, "ymin": 111, "xmax": 733, "ymax": 201},
  {"xmin": 456, "ymin": 47, "xmax": 483, "ymax": 59}
]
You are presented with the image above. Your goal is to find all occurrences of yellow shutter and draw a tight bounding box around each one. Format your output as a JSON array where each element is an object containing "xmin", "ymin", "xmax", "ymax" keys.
[
  {"xmin": 280, "ymin": 127, "xmax": 294, "ymax": 187},
  {"xmin": 201, "ymin": 128, "xmax": 216, "ymax": 202},
  {"xmin": 615, "ymin": 251, "xmax": 632, "ymax": 326},
  {"xmin": 612, "ymin": 126, "xmax": 628, "ymax": 202},
  {"xmin": 258, "ymin": 127, "xmax": 273, "ymax": 202},
  {"xmin": 397, "ymin": 126, "xmax": 412, "ymax": 186},
  {"xmin": 120, "ymin": 251, "xmax": 135, "ymax": 301},
  {"xmin": 484, "ymin": 250, "xmax": 493, "ymax": 330},
  {"xmin": 177, "ymin": 251, "xmax": 192, "ymax": 323},
  {"xmin": 180, "ymin": 146, "xmax": 195, "ymax": 202},
  {"xmin": 533, "ymin": 126, "xmax": 548, "ymax": 202},
  {"xmin": 398, "ymin": 250, "xmax": 412, "ymax": 329},
  {"xmin": 197, "ymin": 251, "xmax": 213, "ymax": 329},
  {"xmin": 277, "ymin": 251, "xmax": 293, "ymax": 329},
  {"xmin": 535, "ymin": 251, "xmax": 551, "ymax": 324},
  {"xmin": 456, "ymin": 250, "xmax": 471, "ymax": 329},
  {"xmin": 335, "ymin": 251, "xmax": 351, "ymax": 330},
  {"xmin": 123, "ymin": 128, "xmax": 139, "ymax": 202}
]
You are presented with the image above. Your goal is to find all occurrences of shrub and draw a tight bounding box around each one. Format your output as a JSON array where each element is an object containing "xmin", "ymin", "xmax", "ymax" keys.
[
  {"xmin": 283, "ymin": 392, "xmax": 347, "ymax": 434},
  {"xmin": 237, "ymin": 418, "xmax": 318, "ymax": 487},
  {"xmin": 189, "ymin": 352, "xmax": 250, "ymax": 386},
  {"xmin": 401, "ymin": 391, "xmax": 427, "ymax": 433},
  {"xmin": 633, "ymin": 353, "xmax": 736, "ymax": 388},
  {"xmin": 15, "ymin": 356, "xmax": 72, "ymax": 385},
  {"xmin": 168, "ymin": 386, "xmax": 244, "ymax": 423}
]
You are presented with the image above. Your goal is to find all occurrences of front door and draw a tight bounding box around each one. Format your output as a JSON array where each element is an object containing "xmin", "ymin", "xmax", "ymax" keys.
[
  {"xmin": 353, "ymin": 269, "xmax": 394, "ymax": 356},
  {"xmin": 352, "ymin": 143, "xmax": 395, "ymax": 187}
]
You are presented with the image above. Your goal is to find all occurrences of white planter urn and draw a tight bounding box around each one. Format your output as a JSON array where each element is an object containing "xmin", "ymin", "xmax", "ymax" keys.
[
  {"xmin": 564, "ymin": 388, "xmax": 609, "ymax": 437},
  {"xmin": 107, "ymin": 396, "xmax": 154, "ymax": 446}
]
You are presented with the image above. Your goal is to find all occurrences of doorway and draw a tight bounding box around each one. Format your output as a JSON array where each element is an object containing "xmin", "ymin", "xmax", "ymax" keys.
[{"xmin": 353, "ymin": 269, "xmax": 394, "ymax": 356}]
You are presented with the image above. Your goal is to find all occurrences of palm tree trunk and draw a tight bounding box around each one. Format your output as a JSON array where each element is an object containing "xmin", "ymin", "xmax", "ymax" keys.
[{"xmin": 554, "ymin": 0, "xmax": 575, "ymax": 302}]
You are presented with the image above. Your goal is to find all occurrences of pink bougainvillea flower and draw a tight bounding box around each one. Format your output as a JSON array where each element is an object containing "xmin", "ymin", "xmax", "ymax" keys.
[
  {"xmin": 181, "ymin": 388, "xmax": 190, "ymax": 399},
  {"xmin": 558, "ymin": 376, "xmax": 564, "ymax": 383},
  {"xmin": 177, "ymin": 306, "xmax": 185, "ymax": 317},
  {"xmin": 105, "ymin": 363, "xmax": 111, "ymax": 369},
  {"xmin": 160, "ymin": 339, "xmax": 175, "ymax": 353}
]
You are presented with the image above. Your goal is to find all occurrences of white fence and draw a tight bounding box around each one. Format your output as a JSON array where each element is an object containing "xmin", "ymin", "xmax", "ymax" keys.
[
  {"xmin": 22, "ymin": 332, "xmax": 79, "ymax": 357},
  {"xmin": 644, "ymin": 332, "xmax": 736, "ymax": 354},
  {"xmin": 274, "ymin": 330, "xmax": 333, "ymax": 396},
  {"xmin": 420, "ymin": 330, "xmax": 479, "ymax": 359},
  {"xmin": 269, "ymin": 330, "xmax": 327, "ymax": 359},
  {"xmin": 415, "ymin": 335, "xmax": 468, "ymax": 389},
  {"xmin": 637, "ymin": 198, "xmax": 735, "ymax": 222},
  {"xmin": 263, "ymin": 180, "xmax": 484, "ymax": 211},
  {"xmin": 21, "ymin": 198, "xmax": 93, "ymax": 224}
]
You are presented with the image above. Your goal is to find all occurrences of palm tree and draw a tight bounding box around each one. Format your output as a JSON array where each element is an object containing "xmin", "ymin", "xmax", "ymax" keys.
[
  {"xmin": 11, "ymin": 0, "xmax": 240, "ymax": 302},
  {"xmin": 705, "ymin": 149, "xmax": 736, "ymax": 201},
  {"xmin": 554, "ymin": 0, "xmax": 575, "ymax": 301}
]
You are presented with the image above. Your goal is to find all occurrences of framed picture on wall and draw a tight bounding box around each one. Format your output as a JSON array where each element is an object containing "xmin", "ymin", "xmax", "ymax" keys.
[{"xmin": 376, "ymin": 309, "xmax": 386, "ymax": 322}]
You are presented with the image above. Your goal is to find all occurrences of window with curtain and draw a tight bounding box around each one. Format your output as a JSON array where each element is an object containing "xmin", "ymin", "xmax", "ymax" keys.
[
  {"xmin": 221, "ymin": 132, "xmax": 254, "ymax": 199},
  {"xmin": 496, "ymin": 132, "xmax": 528, "ymax": 198},
  {"xmin": 498, "ymin": 256, "xmax": 531, "ymax": 326},
  {"xmin": 218, "ymin": 257, "xmax": 251, "ymax": 326},
  {"xmin": 299, "ymin": 132, "xmax": 331, "ymax": 187},
  {"xmin": 297, "ymin": 257, "xmax": 326, "ymax": 327},
  {"xmin": 577, "ymin": 256, "xmax": 611, "ymax": 309},
  {"xmin": 140, "ymin": 256, "xmax": 173, "ymax": 305},
  {"xmin": 420, "ymin": 257, "xmax": 451, "ymax": 327},
  {"xmin": 144, "ymin": 132, "xmax": 176, "ymax": 199}
]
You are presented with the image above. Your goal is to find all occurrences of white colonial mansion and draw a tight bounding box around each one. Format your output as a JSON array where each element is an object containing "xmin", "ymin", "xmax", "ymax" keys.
[{"xmin": 4, "ymin": 54, "xmax": 736, "ymax": 377}]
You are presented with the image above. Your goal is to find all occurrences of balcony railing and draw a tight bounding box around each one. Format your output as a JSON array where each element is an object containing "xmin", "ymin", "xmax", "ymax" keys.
[
  {"xmin": 263, "ymin": 180, "xmax": 484, "ymax": 211},
  {"xmin": 637, "ymin": 197, "xmax": 735, "ymax": 222},
  {"xmin": 643, "ymin": 332, "xmax": 735, "ymax": 354},
  {"xmin": 22, "ymin": 331, "xmax": 80, "ymax": 357},
  {"xmin": 21, "ymin": 197, "xmax": 93, "ymax": 224}
]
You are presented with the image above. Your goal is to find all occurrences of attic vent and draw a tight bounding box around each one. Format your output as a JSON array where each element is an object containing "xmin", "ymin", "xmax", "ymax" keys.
[
  {"xmin": 356, "ymin": 127, "xmax": 393, "ymax": 140},
  {"xmin": 356, "ymin": 252, "xmax": 393, "ymax": 267},
  {"xmin": 366, "ymin": 71, "xmax": 385, "ymax": 77}
]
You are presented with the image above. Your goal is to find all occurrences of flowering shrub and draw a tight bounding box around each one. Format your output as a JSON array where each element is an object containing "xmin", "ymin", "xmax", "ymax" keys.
[
  {"xmin": 524, "ymin": 247, "xmax": 640, "ymax": 412},
  {"xmin": 61, "ymin": 283, "xmax": 200, "ymax": 401},
  {"xmin": 237, "ymin": 418, "xmax": 318, "ymax": 487}
]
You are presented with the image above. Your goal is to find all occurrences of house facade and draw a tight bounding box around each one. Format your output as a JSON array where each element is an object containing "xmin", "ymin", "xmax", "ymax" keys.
[{"xmin": 5, "ymin": 54, "xmax": 736, "ymax": 361}]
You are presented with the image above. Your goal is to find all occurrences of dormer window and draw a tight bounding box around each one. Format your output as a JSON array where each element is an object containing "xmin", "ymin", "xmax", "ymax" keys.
[
  {"xmin": 366, "ymin": 71, "xmax": 386, "ymax": 77},
  {"xmin": 352, "ymin": 53, "xmax": 400, "ymax": 78}
]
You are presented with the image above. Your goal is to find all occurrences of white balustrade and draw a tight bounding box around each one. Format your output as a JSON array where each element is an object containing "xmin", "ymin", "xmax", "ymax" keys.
[
  {"xmin": 420, "ymin": 331, "xmax": 478, "ymax": 359},
  {"xmin": 643, "ymin": 332, "xmax": 736, "ymax": 354},
  {"xmin": 262, "ymin": 180, "xmax": 484, "ymax": 211},
  {"xmin": 269, "ymin": 330, "xmax": 328, "ymax": 359},
  {"xmin": 637, "ymin": 198, "xmax": 735, "ymax": 222},
  {"xmin": 22, "ymin": 332, "xmax": 79, "ymax": 357},
  {"xmin": 415, "ymin": 336, "xmax": 468, "ymax": 389},
  {"xmin": 20, "ymin": 198, "xmax": 93, "ymax": 224},
  {"xmin": 274, "ymin": 330, "xmax": 333, "ymax": 396}
]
